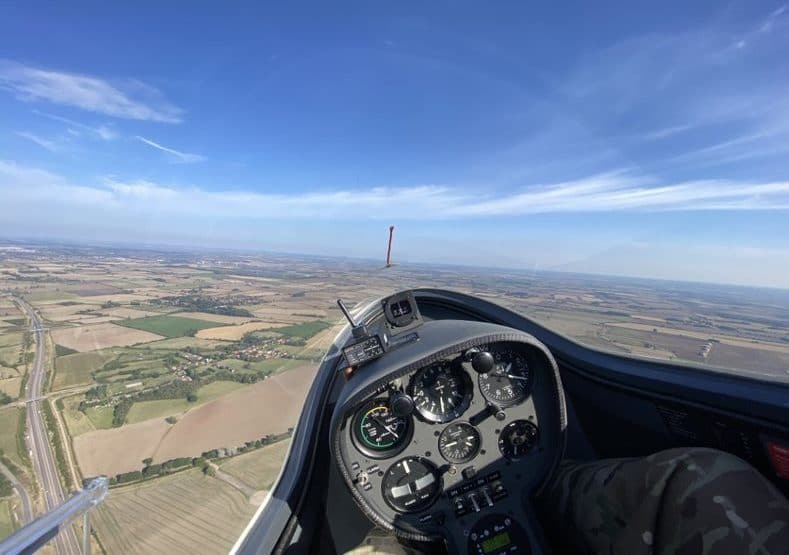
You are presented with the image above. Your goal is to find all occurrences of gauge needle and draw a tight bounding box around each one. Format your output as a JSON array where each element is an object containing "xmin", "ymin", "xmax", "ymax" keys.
[
  {"xmin": 440, "ymin": 397, "xmax": 445, "ymax": 413},
  {"xmin": 505, "ymin": 374, "xmax": 529, "ymax": 381},
  {"xmin": 443, "ymin": 441, "xmax": 458, "ymax": 447},
  {"xmin": 372, "ymin": 415, "xmax": 400, "ymax": 439}
]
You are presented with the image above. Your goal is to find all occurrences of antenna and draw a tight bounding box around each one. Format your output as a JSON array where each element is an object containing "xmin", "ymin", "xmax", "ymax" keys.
[
  {"xmin": 337, "ymin": 299, "xmax": 368, "ymax": 338},
  {"xmin": 385, "ymin": 225, "xmax": 395, "ymax": 268}
]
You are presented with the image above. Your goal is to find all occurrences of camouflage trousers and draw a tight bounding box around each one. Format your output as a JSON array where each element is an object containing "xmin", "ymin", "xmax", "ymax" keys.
[{"xmin": 539, "ymin": 447, "xmax": 789, "ymax": 555}]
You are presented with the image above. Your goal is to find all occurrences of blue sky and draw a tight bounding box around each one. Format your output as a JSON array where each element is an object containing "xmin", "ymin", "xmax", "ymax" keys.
[{"xmin": 1, "ymin": 2, "xmax": 788, "ymax": 287}]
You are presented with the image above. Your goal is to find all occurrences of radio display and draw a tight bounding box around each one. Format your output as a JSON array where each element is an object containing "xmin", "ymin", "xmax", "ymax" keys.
[{"xmin": 481, "ymin": 532, "xmax": 511, "ymax": 554}]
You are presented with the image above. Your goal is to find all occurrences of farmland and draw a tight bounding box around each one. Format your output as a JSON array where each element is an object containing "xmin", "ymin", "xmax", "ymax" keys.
[
  {"xmin": 117, "ymin": 314, "xmax": 221, "ymax": 338},
  {"xmin": 92, "ymin": 469, "xmax": 256, "ymax": 555},
  {"xmin": 0, "ymin": 499, "xmax": 13, "ymax": 539},
  {"xmin": 0, "ymin": 408, "xmax": 24, "ymax": 469},
  {"xmin": 54, "ymin": 350, "xmax": 115, "ymax": 389},
  {"xmin": 50, "ymin": 323, "xmax": 163, "ymax": 352},
  {"xmin": 196, "ymin": 321, "xmax": 282, "ymax": 341},
  {"xmin": 125, "ymin": 380, "xmax": 245, "ymax": 424},
  {"xmin": 220, "ymin": 437, "xmax": 292, "ymax": 490},
  {"xmin": 73, "ymin": 365, "xmax": 315, "ymax": 477}
]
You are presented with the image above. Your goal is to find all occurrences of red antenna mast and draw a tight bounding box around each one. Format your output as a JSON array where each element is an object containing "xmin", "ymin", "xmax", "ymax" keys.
[{"xmin": 385, "ymin": 226, "xmax": 395, "ymax": 267}]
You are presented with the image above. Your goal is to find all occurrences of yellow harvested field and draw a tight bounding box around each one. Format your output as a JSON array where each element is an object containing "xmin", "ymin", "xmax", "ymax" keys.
[
  {"xmin": 605, "ymin": 323, "xmax": 789, "ymax": 355},
  {"xmin": 305, "ymin": 323, "xmax": 342, "ymax": 352},
  {"xmin": 196, "ymin": 321, "xmax": 281, "ymax": 341},
  {"xmin": 73, "ymin": 417, "xmax": 171, "ymax": 477},
  {"xmin": 50, "ymin": 323, "xmax": 163, "ymax": 352},
  {"xmin": 74, "ymin": 365, "xmax": 316, "ymax": 476},
  {"xmin": 39, "ymin": 303, "xmax": 96, "ymax": 321},
  {"xmin": 221, "ymin": 438, "xmax": 291, "ymax": 490},
  {"xmin": 152, "ymin": 364, "xmax": 315, "ymax": 461},
  {"xmin": 93, "ymin": 469, "xmax": 256, "ymax": 555},
  {"xmin": 0, "ymin": 377, "xmax": 21, "ymax": 397},
  {"xmin": 102, "ymin": 307, "xmax": 160, "ymax": 319},
  {"xmin": 0, "ymin": 366, "xmax": 19, "ymax": 379},
  {"xmin": 247, "ymin": 306, "xmax": 308, "ymax": 324},
  {"xmin": 171, "ymin": 312, "xmax": 254, "ymax": 324}
]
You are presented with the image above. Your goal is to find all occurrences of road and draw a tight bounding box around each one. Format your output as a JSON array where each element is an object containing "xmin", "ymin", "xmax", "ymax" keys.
[
  {"xmin": 0, "ymin": 459, "xmax": 32, "ymax": 524},
  {"xmin": 17, "ymin": 297, "xmax": 81, "ymax": 555}
]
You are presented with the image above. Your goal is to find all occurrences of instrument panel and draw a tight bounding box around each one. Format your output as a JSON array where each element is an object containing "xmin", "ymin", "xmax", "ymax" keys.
[{"xmin": 331, "ymin": 322, "xmax": 564, "ymax": 554}]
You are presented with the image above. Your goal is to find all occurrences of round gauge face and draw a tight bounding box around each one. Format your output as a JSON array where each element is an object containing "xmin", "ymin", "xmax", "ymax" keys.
[
  {"xmin": 478, "ymin": 347, "xmax": 531, "ymax": 408},
  {"xmin": 410, "ymin": 361, "xmax": 472, "ymax": 423},
  {"xmin": 351, "ymin": 399, "xmax": 412, "ymax": 459},
  {"xmin": 438, "ymin": 422, "xmax": 481, "ymax": 464},
  {"xmin": 381, "ymin": 457, "xmax": 441, "ymax": 513},
  {"xmin": 498, "ymin": 419, "xmax": 539, "ymax": 461}
]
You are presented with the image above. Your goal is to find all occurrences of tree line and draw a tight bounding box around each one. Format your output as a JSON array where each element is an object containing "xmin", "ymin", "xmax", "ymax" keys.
[{"xmin": 107, "ymin": 431, "xmax": 292, "ymax": 486}]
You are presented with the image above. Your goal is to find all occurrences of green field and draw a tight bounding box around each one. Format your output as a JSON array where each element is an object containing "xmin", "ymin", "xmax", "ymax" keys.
[
  {"xmin": 0, "ymin": 345, "xmax": 22, "ymax": 369},
  {"xmin": 117, "ymin": 315, "xmax": 220, "ymax": 338},
  {"xmin": 0, "ymin": 408, "xmax": 23, "ymax": 469},
  {"xmin": 217, "ymin": 358, "xmax": 304, "ymax": 374},
  {"xmin": 54, "ymin": 350, "xmax": 116, "ymax": 390},
  {"xmin": 0, "ymin": 499, "xmax": 14, "ymax": 539},
  {"xmin": 220, "ymin": 438, "xmax": 291, "ymax": 490},
  {"xmin": 0, "ymin": 332, "xmax": 22, "ymax": 348},
  {"xmin": 125, "ymin": 381, "xmax": 247, "ymax": 424},
  {"xmin": 54, "ymin": 344, "xmax": 78, "ymax": 356},
  {"xmin": 272, "ymin": 320, "xmax": 330, "ymax": 340},
  {"xmin": 85, "ymin": 405, "xmax": 115, "ymax": 430}
]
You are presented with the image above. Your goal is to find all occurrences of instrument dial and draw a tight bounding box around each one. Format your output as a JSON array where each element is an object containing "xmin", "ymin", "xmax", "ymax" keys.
[
  {"xmin": 438, "ymin": 422, "xmax": 481, "ymax": 464},
  {"xmin": 351, "ymin": 398, "xmax": 412, "ymax": 458},
  {"xmin": 381, "ymin": 457, "xmax": 441, "ymax": 513},
  {"xmin": 498, "ymin": 419, "xmax": 539, "ymax": 460},
  {"xmin": 410, "ymin": 361, "xmax": 472, "ymax": 423},
  {"xmin": 478, "ymin": 347, "xmax": 531, "ymax": 408}
]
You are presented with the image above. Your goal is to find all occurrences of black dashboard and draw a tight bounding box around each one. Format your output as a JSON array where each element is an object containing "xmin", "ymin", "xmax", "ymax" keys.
[{"xmin": 330, "ymin": 317, "xmax": 567, "ymax": 555}]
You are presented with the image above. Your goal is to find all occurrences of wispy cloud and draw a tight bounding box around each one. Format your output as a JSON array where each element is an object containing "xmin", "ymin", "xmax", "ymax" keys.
[
  {"xmin": 135, "ymin": 136, "xmax": 205, "ymax": 163},
  {"xmin": 640, "ymin": 124, "xmax": 694, "ymax": 141},
  {"xmin": 759, "ymin": 4, "xmax": 787, "ymax": 33},
  {"xmin": 33, "ymin": 110, "xmax": 119, "ymax": 141},
  {"xmin": 559, "ymin": 11, "xmax": 789, "ymax": 174},
  {"xmin": 0, "ymin": 60, "xmax": 182, "ymax": 123},
  {"xmin": 1, "ymin": 161, "xmax": 787, "ymax": 220},
  {"xmin": 15, "ymin": 131, "xmax": 61, "ymax": 152}
]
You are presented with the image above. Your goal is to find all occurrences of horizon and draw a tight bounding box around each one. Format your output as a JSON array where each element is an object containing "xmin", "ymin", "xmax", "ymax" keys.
[
  {"xmin": 3, "ymin": 235, "xmax": 789, "ymax": 295},
  {"xmin": 1, "ymin": 2, "xmax": 788, "ymax": 288}
]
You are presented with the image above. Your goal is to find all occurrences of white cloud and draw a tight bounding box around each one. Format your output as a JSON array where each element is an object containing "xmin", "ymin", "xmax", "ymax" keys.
[
  {"xmin": 1, "ymin": 161, "xmax": 788, "ymax": 220},
  {"xmin": 135, "ymin": 136, "xmax": 205, "ymax": 163},
  {"xmin": 15, "ymin": 131, "xmax": 61, "ymax": 152},
  {"xmin": 34, "ymin": 110, "xmax": 120, "ymax": 141},
  {"xmin": 95, "ymin": 125, "xmax": 119, "ymax": 141},
  {"xmin": 759, "ymin": 4, "xmax": 787, "ymax": 33},
  {"xmin": 0, "ymin": 61, "xmax": 182, "ymax": 123},
  {"xmin": 640, "ymin": 124, "xmax": 694, "ymax": 141}
]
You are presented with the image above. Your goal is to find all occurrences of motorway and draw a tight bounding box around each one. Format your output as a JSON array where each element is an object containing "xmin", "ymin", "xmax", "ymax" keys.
[{"xmin": 17, "ymin": 297, "xmax": 81, "ymax": 554}]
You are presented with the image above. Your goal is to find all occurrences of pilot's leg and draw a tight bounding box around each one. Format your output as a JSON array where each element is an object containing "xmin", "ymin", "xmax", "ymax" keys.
[
  {"xmin": 343, "ymin": 527, "xmax": 421, "ymax": 555},
  {"xmin": 538, "ymin": 447, "xmax": 789, "ymax": 555}
]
